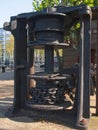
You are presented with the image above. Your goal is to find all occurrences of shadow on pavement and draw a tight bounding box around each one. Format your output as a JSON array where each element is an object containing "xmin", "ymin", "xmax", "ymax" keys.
[
  {"xmin": 9, "ymin": 109, "xmax": 77, "ymax": 129},
  {"xmin": 0, "ymin": 97, "xmax": 13, "ymax": 118}
]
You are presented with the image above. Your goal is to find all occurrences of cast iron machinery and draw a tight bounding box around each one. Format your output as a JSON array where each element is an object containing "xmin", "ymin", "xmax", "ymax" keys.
[{"xmin": 4, "ymin": 4, "xmax": 92, "ymax": 129}]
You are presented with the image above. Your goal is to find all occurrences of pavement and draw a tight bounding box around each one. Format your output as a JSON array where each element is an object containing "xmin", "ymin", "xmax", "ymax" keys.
[{"xmin": 0, "ymin": 70, "xmax": 98, "ymax": 130}]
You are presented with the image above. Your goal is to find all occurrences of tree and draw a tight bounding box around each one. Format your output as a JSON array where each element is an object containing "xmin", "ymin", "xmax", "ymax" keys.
[
  {"xmin": 32, "ymin": 0, "xmax": 98, "ymax": 11},
  {"xmin": 32, "ymin": 0, "xmax": 59, "ymax": 11},
  {"xmin": 5, "ymin": 35, "xmax": 14, "ymax": 63},
  {"xmin": 60, "ymin": 0, "xmax": 98, "ymax": 6}
]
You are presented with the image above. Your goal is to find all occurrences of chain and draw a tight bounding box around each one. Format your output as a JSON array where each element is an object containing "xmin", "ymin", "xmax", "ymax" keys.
[{"xmin": 29, "ymin": 87, "xmax": 66, "ymax": 105}]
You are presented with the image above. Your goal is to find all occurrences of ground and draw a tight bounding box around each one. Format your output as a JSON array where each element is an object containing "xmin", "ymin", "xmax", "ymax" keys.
[{"xmin": 0, "ymin": 70, "xmax": 98, "ymax": 130}]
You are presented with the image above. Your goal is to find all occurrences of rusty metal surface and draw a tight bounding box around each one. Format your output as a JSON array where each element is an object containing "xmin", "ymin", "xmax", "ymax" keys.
[{"xmin": 27, "ymin": 73, "xmax": 67, "ymax": 80}]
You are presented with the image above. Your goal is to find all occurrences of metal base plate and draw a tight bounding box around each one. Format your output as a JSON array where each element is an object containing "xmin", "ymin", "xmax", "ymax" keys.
[{"xmin": 25, "ymin": 100, "xmax": 73, "ymax": 110}]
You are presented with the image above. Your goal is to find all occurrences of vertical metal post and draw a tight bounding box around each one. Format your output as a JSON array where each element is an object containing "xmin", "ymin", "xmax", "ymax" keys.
[
  {"xmin": 45, "ymin": 46, "xmax": 54, "ymax": 73},
  {"xmin": 27, "ymin": 21, "xmax": 35, "ymax": 89},
  {"xmin": 96, "ymin": 19, "xmax": 98, "ymax": 116},
  {"xmin": 83, "ymin": 16, "xmax": 91, "ymax": 118},
  {"xmin": 76, "ymin": 14, "xmax": 91, "ymax": 128},
  {"xmin": 12, "ymin": 17, "xmax": 27, "ymax": 112},
  {"xmin": 76, "ymin": 18, "xmax": 84, "ymax": 124}
]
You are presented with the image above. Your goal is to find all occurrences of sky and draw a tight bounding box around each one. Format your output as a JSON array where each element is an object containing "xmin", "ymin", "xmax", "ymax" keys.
[{"xmin": 0, "ymin": 0, "xmax": 33, "ymax": 28}]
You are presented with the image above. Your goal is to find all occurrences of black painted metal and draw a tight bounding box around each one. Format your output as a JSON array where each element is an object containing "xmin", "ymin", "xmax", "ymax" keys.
[
  {"xmin": 76, "ymin": 17, "xmax": 84, "ymax": 127},
  {"xmin": 45, "ymin": 46, "xmax": 54, "ymax": 73},
  {"xmin": 27, "ymin": 18, "xmax": 35, "ymax": 91},
  {"xmin": 28, "ymin": 12, "xmax": 71, "ymax": 45},
  {"xmin": 6, "ymin": 16, "xmax": 28, "ymax": 112},
  {"xmin": 14, "ymin": 17, "xmax": 27, "ymax": 111},
  {"xmin": 96, "ymin": 15, "xmax": 98, "ymax": 116},
  {"xmin": 3, "ymin": 4, "xmax": 92, "ymax": 129},
  {"xmin": 83, "ymin": 16, "xmax": 91, "ymax": 118}
]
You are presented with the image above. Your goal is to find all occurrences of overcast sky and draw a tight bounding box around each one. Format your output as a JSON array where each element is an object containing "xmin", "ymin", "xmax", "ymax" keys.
[{"xmin": 0, "ymin": 0, "xmax": 33, "ymax": 28}]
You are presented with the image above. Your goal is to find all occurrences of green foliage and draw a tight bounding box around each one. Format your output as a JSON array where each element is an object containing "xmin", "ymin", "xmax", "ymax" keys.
[
  {"xmin": 32, "ymin": 0, "xmax": 59, "ymax": 11},
  {"xmin": 60, "ymin": 0, "xmax": 98, "ymax": 6},
  {"xmin": 32, "ymin": 0, "xmax": 98, "ymax": 11}
]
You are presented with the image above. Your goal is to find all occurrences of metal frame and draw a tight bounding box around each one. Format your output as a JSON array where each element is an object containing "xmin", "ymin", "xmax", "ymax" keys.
[{"xmin": 3, "ymin": 4, "xmax": 92, "ymax": 129}]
